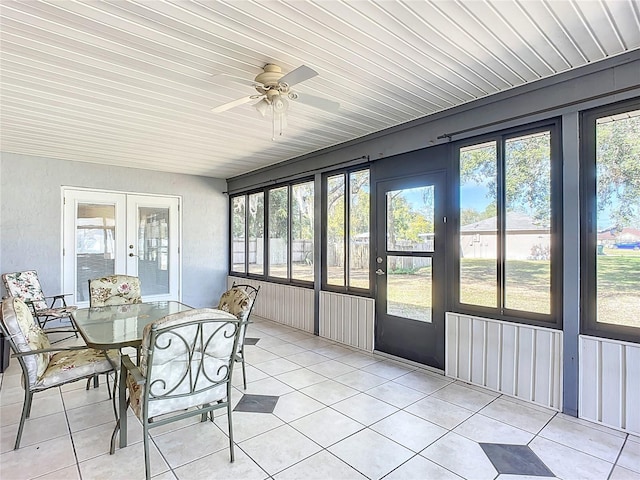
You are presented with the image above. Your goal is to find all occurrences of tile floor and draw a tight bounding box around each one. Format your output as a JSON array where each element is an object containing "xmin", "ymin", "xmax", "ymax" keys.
[{"xmin": 1, "ymin": 316, "xmax": 639, "ymax": 480}]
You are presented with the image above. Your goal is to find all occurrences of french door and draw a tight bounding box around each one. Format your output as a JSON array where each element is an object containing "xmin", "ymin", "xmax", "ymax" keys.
[
  {"xmin": 374, "ymin": 171, "xmax": 447, "ymax": 369},
  {"xmin": 63, "ymin": 189, "xmax": 180, "ymax": 306}
]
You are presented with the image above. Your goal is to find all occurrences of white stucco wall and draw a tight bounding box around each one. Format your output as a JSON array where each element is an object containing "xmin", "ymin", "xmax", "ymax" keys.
[{"xmin": 0, "ymin": 152, "xmax": 228, "ymax": 308}]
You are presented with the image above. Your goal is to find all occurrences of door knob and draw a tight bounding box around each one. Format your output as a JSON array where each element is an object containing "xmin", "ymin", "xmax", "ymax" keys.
[
  {"xmin": 375, "ymin": 268, "xmax": 386, "ymax": 276},
  {"xmin": 129, "ymin": 253, "xmax": 138, "ymax": 257}
]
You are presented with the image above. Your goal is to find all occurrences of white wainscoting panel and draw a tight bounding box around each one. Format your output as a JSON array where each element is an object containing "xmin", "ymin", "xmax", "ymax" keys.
[
  {"xmin": 446, "ymin": 312, "xmax": 563, "ymax": 410},
  {"xmin": 319, "ymin": 292, "xmax": 374, "ymax": 352},
  {"xmin": 579, "ymin": 335, "xmax": 640, "ymax": 435},
  {"xmin": 227, "ymin": 277, "xmax": 314, "ymax": 333}
]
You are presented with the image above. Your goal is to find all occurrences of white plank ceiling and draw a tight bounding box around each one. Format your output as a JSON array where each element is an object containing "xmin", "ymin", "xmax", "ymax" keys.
[{"xmin": 1, "ymin": 0, "xmax": 639, "ymax": 179}]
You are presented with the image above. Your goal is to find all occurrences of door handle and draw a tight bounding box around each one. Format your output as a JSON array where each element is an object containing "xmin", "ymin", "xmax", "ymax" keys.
[
  {"xmin": 375, "ymin": 268, "xmax": 386, "ymax": 276},
  {"xmin": 129, "ymin": 253, "xmax": 138, "ymax": 257}
]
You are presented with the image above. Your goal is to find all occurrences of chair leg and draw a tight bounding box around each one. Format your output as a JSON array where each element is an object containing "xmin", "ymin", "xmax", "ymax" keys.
[
  {"xmin": 14, "ymin": 390, "xmax": 33, "ymax": 450},
  {"xmin": 143, "ymin": 422, "xmax": 151, "ymax": 480},
  {"xmin": 241, "ymin": 355, "xmax": 247, "ymax": 390},
  {"xmin": 227, "ymin": 400, "xmax": 235, "ymax": 462}
]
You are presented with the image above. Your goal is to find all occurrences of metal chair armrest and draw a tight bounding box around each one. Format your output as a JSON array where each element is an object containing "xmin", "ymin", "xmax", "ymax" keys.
[
  {"xmin": 12, "ymin": 345, "xmax": 87, "ymax": 357},
  {"xmin": 121, "ymin": 355, "xmax": 145, "ymax": 385}
]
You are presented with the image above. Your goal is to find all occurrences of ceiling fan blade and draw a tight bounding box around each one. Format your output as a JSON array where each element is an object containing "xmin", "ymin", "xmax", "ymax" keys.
[
  {"xmin": 291, "ymin": 92, "xmax": 340, "ymax": 113},
  {"xmin": 279, "ymin": 65, "xmax": 318, "ymax": 86},
  {"xmin": 211, "ymin": 95, "xmax": 255, "ymax": 113}
]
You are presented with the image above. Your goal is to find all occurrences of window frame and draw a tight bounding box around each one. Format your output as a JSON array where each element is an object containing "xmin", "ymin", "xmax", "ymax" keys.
[
  {"xmin": 228, "ymin": 177, "xmax": 315, "ymax": 288},
  {"xmin": 452, "ymin": 119, "xmax": 563, "ymax": 328},
  {"xmin": 580, "ymin": 99, "xmax": 640, "ymax": 343},
  {"xmin": 321, "ymin": 166, "xmax": 372, "ymax": 296}
]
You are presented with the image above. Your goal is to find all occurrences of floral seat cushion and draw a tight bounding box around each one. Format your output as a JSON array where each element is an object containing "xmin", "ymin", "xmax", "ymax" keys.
[
  {"xmin": 1, "ymin": 270, "xmax": 76, "ymax": 316},
  {"xmin": 1, "ymin": 297, "xmax": 117, "ymax": 390},
  {"xmin": 89, "ymin": 275, "xmax": 142, "ymax": 307}
]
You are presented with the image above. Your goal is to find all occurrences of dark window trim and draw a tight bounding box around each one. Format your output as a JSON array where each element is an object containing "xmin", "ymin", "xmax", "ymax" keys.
[
  {"xmin": 228, "ymin": 177, "xmax": 315, "ymax": 287},
  {"xmin": 321, "ymin": 166, "xmax": 373, "ymax": 297},
  {"xmin": 452, "ymin": 119, "xmax": 563, "ymax": 329},
  {"xmin": 580, "ymin": 99, "xmax": 640, "ymax": 343}
]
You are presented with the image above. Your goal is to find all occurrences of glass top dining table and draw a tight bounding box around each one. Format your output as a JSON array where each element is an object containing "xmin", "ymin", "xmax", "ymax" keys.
[{"xmin": 72, "ymin": 301, "xmax": 192, "ymax": 350}]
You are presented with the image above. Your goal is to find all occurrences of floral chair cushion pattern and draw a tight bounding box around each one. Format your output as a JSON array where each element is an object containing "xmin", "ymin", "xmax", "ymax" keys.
[
  {"xmin": 89, "ymin": 275, "xmax": 142, "ymax": 307},
  {"xmin": 218, "ymin": 288, "xmax": 253, "ymax": 355},
  {"xmin": 127, "ymin": 308, "xmax": 237, "ymax": 419},
  {"xmin": 1, "ymin": 297, "xmax": 117, "ymax": 390},
  {"xmin": 2, "ymin": 270, "xmax": 77, "ymax": 317}
]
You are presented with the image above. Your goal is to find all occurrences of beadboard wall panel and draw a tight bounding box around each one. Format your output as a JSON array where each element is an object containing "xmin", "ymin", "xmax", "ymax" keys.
[{"xmin": 319, "ymin": 291, "xmax": 374, "ymax": 352}]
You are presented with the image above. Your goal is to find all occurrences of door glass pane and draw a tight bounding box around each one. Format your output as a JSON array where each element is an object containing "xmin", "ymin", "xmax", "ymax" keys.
[
  {"xmin": 349, "ymin": 170, "xmax": 370, "ymax": 289},
  {"xmin": 386, "ymin": 186, "xmax": 434, "ymax": 252},
  {"xmin": 268, "ymin": 186, "xmax": 288, "ymax": 278},
  {"xmin": 137, "ymin": 207, "xmax": 170, "ymax": 296},
  {"xmin": 459, "ymin": 141, "xmax": 498, "ymax": 308},
  {"xmin": 292, "ymin": 181, "xmax": 314, "ymax": 281},
  {"xmin": 327, "ymin": 174, "xmax": 345, "ymax": 286},
  {"xmin": 248, "ymin": 192, "xmax": 264, "ymax": 275},
  {"xmin": 387, "ymin": 255, "xmax": 432, "ymax": 322},
  {"xmin": 504, "ymin": 131, "xmax": 551, "ymax": 314},
  {"xmin": 231, "ymin": 196, "xmax": 246, "ymax": 273},
  {"xmin": 596, "ymin": 109, "xmax": 640, "ymax": 327},
  {"xmin": 76, "ymin": 203, "xmax": 116, "ymax": 302}
]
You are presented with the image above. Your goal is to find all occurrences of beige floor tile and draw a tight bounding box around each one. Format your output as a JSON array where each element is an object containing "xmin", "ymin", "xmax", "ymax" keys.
[
  {"xmin": 66, "ymin": 399, "xmax": 116, "ymax": 432},
  {"xmin": 338, "ymin": 352, "xmax": 379, "ymax": 369},
  {"xmin": 313, "ymin": 344, "xmax": 354, "ymax": 359},
  {"xmin": 421, "ymin": 431, "xmax": 498, "ymax": 480},
  {"xmin": 260, "ymin": 342, "xmax": 307, "ymax": 357},
  {"xmin": 332, "ymin": 393, "xmax": 398, "ymax": 426},
  {"xmin": 365, "ymin": 381, "xmax": 426, "ymax": 408},
  {"xmin": 334, "ymin": 370, "xmax": 388, "ymax": 391},
  {"xmin": 405, "ymin": 395, "xmax": 474, "ymax": 430},
  {"xmin": 479, "ymin": 396, "xmax": 555, "ymax": 433},
  {"xmin": 453, "ymin": 413, "xmax": 534, "ymax": 444},
  {"xmin": 272, "ymin": 390, "xmax": 325, "ymax": 423},
  {"xmin": 529, "ymin": 436, "xmax": 614, "ymax": 480},
  {"xmin": 275, "ymin": 367, "xmax": 327, "ymax": 390},
  {"xmin": 174, "ymin": 446, "xmax": 268, "ymax": 480},
  {"xmin": 431, "ymin": 383, "xmax": 498, "ymax": 412},
  {"xmin": 73, "ymin": 417, "xmax": 143, "ymax": 462},
  {"xmin": 306, "ymin": 359, "xmax": 356, "ymax": 377},
  {"xmin": 284, "ymin": 351, "xmax": 331, "ymax": 367},
  {"xmin": 609, "ymin": 465, "xmax": 640, "ymax": 480},
  {"xmin": 618, "ymin": 438, "xmax": 640, "ymax": 474},
  {"xmin": 290, "ymin": 407, "xmax": 364, "ymax": 447},
  {"xmin": 239, "ymin": 424, "xmax": 322, "ymax": 475},
  {"xmin": 371, "ymin": 411, "xmax": 447, "ymax": 452},
  {"xmin": 216, "ymin": 411, "xmax": 284, "ymax": 443},
  {"xmin": 243, "ymin": 376, "xmax": 295, "ymax": 396},
  {"xmin": 539, "ymin": 415, "xmax": 626, "ymax": 462},
  {"xmin": 328, "ymin": 428, "xmax": 413, "ymax": 480},
  {"xmin": 153, "ymin": 420, "xmax": 230, "ymax": 468},
  {"xmin": 393, "ymin": 370, "xmax": 452, "ymax": 394},
  {"xmin": 299, "ymin": 379, "xmax": 359, "ymax": 405},
  {"xmin": 384, "ymin": 455, "xmax": 464, "ymax": 480},
  {"xmin": 231, "ymin": 364, "xmax": 269, "ymax": 387},
  {"xmin": 79, "ymin": 440, "xmax": 170, "ymax": 480},
  {"xmin": 32, "ymin": 464, "xmax": 81, "ymax": 480},
  {"xmin": 250, "ymin": 357, "xmax": 301, "ymax": 376},
  {"xmin": 61, "ymin": 381, "xmax": 113, "ymax": 410},
  {"xmin": 274, "ymin": 450, "xmax": 368, "ymax": 480},
  {"xmin": 0, "ymin": 434, "xmax": 76, "ymax": 480},
  {"xmin": 0, "ymin": 391, "xmax": 64, "ymax": 427},
  {"xmin": 245, "ymin": 347, "xmax": 280, "ymax": 365},
  {"xmin": 361, "ymin": 359, "xmax": 415, "ymax": 380}
]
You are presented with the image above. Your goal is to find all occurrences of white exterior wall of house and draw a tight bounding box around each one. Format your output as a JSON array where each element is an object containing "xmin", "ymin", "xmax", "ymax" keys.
[{"xmin": 0, "ymin": 152, "xmax": 229, "ymax": 308}]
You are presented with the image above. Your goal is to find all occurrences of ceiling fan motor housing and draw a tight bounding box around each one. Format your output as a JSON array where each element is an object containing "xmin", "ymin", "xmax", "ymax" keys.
[{"xmin": 254, "ymin": 64, "xmax": 284, "ymax": 88}]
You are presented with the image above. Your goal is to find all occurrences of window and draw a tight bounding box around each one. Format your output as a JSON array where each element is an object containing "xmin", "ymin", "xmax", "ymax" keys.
[
  {"xmin": 231, "ymin": 196, "xmax": 246, "ymax": 273},
  {"xmin": 229, "ymin": 179, "xmax": 314, "ymax": 285},
  {"xmin": 582, "ymin": 101, "xmax": 640, "ymax": 342},
  {"xmin": 456, "ymin": 122, "xmax": 561, "ymax": 324},
  {"xmin": 324, "ymin": 168, "xmax": 370, "ymax": 292}
]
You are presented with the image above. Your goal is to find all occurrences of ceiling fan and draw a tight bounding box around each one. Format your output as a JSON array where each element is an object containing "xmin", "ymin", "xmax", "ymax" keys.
[{"xmin": 211, "ymin": 64, "xmax": 340, "ymax": 138}]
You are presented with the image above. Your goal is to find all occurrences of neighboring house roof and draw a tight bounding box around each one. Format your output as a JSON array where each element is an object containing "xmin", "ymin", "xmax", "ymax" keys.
[
  {"xmin": 598, "ymin": 227, "xmax": 640, "ymax": 241},
  {"xmin": 461, "ymin": 212, "xmax": 549, "ymax": 233}
]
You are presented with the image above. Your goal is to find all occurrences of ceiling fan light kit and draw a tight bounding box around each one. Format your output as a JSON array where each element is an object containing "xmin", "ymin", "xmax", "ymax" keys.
[{"xmin": 212, "ymin": 63, "xmax": 340, "ymax": 140}]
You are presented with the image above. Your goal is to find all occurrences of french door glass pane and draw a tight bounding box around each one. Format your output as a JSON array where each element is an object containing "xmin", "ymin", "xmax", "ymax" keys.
[
  {"xmin": 459, "ymin": 141, "xmax": 498, "ymax": 308},
  {"xmin": 504, "ymin": 131, "xmax": 551, "ymax": 314},
  {"xmin": 387, "ymin": 255, "xmax": 432, "ymax": 322},
  {"xmin": 268, "ymin": 186, "xmax": 288, "ymax": 278},
  {"xmin": 327, "ymin": 174, "xmax": 345, "ymax": 286},
  {"xmin": 76, "ymin": 203, "xmax": 116, "ymax": 302},
  {"xmin": 137, "ymin": 207, "xmax": 170, "ymax": 296},
  {"xmin": 349, "ymin": 170, "xmax": 370, "ymax": 289},
  {"xmin": 596, "ymin": 109, "xmax": 640, "ymax": 327},
  {"xmin": 292, "ymin": 182, "xmax": 314, "ymax": 281},
  {"xmin": 232, "ymin": 196, "xmax": 246, "ymax": 273},
  {"xmin": 248, "ymin": 192, "xmax": 264, "ymax": 275}
]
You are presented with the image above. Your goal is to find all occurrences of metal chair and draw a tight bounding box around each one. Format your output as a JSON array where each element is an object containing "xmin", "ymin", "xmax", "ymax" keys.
[
  {"xmin": 218, "ymin": 283, "xmax": 259, "ymax": 389},
  {"xmin": 0, "ymin": 297, "xmax": 117, "ymax": 449},
  {"xmin": 120, "ymin": 308, "xmax": 241, "ymax": 480},
  {"xmin": 88, "ymin": 275, "xmax": 142, "ymax": 307},
  {"xmin": 2, "ymin": 270, "xmax": 77, "ymax": 331}
]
